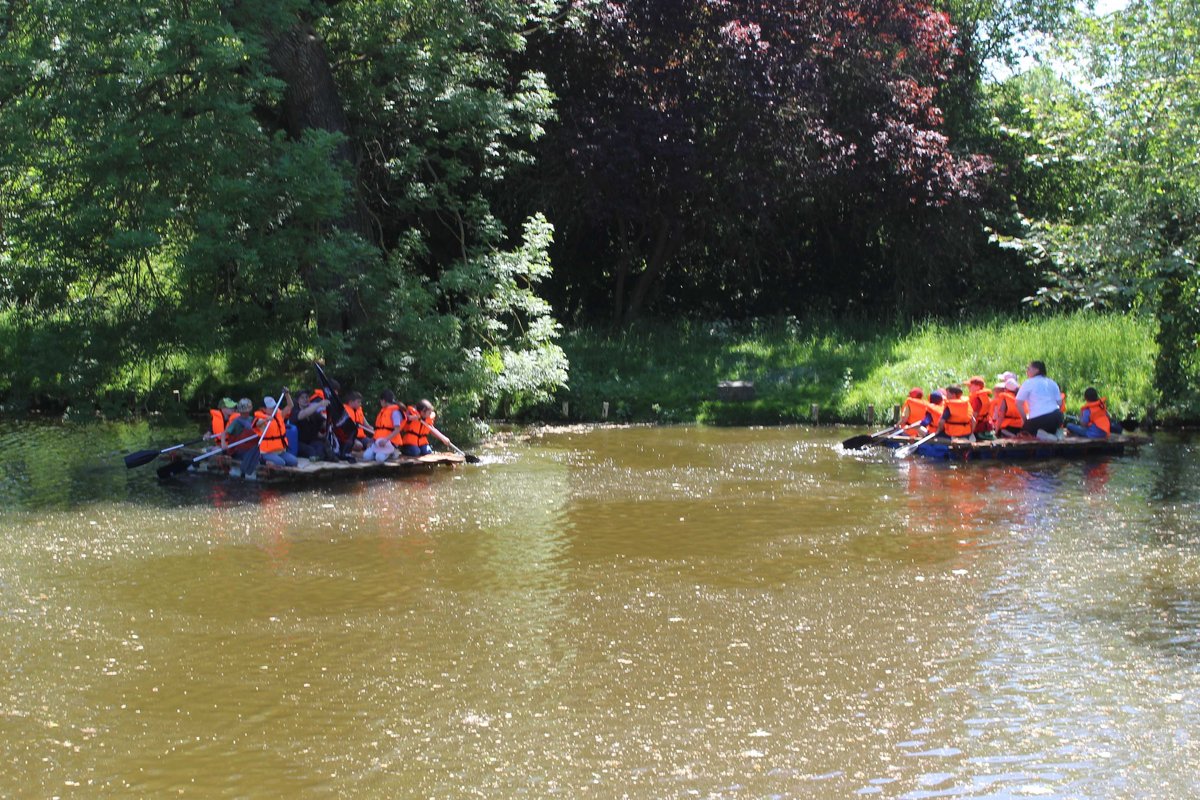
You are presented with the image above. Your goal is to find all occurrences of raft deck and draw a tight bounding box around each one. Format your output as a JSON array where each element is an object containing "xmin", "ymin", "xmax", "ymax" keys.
[
  {"xmin": 871, "ymin": 433, "xmax": 1148, "ymax": 461},
  {"xmin": 165, "ymin": 449, "xmax": 466, "ymax": 483}
]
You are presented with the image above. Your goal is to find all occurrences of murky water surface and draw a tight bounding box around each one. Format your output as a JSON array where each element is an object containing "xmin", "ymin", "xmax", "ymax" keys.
[{"xmin": 1, "ymin": 421, "xmax": 1198, "ymax": 797}]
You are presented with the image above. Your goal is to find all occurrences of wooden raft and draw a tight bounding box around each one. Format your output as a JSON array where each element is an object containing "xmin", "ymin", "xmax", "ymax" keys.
[
  {"xmin": 871, "ymin": 433, "xmax": 1148, "ymax": 461},
  {"xmin": 168, "ymin": 450, "xmax": 465, "ymax": 483}
]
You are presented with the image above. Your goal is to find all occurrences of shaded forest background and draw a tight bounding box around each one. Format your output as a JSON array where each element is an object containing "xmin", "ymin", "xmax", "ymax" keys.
[{"xmin": 1, "ymin": 0, "xmax": 1196, "ymax": 418}]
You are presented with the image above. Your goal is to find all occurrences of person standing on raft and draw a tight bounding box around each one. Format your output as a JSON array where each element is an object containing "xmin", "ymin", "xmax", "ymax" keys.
[{"xmin": 1015, "ymin": 360, "xmax": 1064, "ymax": 438}]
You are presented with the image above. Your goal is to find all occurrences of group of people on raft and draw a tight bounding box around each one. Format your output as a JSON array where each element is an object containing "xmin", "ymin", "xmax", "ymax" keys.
[
  {"xmin": 898, "ymin": 360, "xmax": 1119, "ymax": 442},
  {"xmin": 203, "ymin": 386, "xmax": 453, "ymax": 477}
]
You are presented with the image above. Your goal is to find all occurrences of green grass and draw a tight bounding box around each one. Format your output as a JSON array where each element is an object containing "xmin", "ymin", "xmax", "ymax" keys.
[{"xmin": 541, "ymin": 313, "xmax": 1158, "ymax": 425}]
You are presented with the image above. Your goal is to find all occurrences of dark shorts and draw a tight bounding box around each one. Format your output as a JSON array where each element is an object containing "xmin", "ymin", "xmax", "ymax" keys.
[{"xmin": 1023, "ymin": 410, "xmax": 1064, "ymax": 435}]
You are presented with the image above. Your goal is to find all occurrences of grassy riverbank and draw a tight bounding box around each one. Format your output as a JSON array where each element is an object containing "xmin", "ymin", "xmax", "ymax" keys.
[{"xmin": 541, "ymin": 313, "xmax": 1159, "ymax": 426}]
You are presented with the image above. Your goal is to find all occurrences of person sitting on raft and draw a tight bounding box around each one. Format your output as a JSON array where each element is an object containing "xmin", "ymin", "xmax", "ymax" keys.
[
  {"xmin": 223, "ymin": 398, "xmax": 259, "ymax": 454},
  {"xmin": 292, "ymin": 389, "xmax": 333, "ymax": 460},
  {"xmin": 362, "ymin": 390, "xmax": 404, "ymax": 462},
  {"xmin": 1066, "ymin": 388, "xmax": 1112, "ymax": 439},
  {"xmin": 205, "ymin": 397, "xmax": 239, "ymax": 449},
  {"xmin": 898, "ymin": 388, "xmax": 927, "ymax": 437},
  {"xmin": 919, "ymin": 390, "xmax": 946, "ymax": 434},
  {"xmin": 253, "ymin": 391, "xmax": 298, "ymax": 468},
  {"xmin": 330, "ymin": 391, "xmax": 372, "ymax": 460},
  {"xmin": 400, "ymin": 399, "xmax": 453, "ymax": 456},
  {"xmin": 991, "ymin": 377, "xmax": 1024, "ymax": 437},
  {"xmin": 1015, "ymin": 360, "xmax": 1064, "ymax": 438},
  {"xmin": 966, "ymin": 377, "xmax": 993, "ymax": 436},
  {"xmin": 936, "ymin": 385, "xmax": 976, "ymax": 439}
]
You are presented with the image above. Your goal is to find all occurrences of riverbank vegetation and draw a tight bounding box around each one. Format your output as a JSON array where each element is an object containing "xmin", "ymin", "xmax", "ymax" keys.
[
  {"xmin": 544, "ymin": 312, "xmax": 1159, "ymax": 426},
  {"xmin": 1, "ymin": 1, "xmax": 1196, "ymax": 423}
]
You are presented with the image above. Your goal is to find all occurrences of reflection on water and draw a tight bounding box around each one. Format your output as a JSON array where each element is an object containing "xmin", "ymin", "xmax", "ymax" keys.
[{"xmin": 1, "ymin": 422, "xmax": 1198, "ymax": 797}]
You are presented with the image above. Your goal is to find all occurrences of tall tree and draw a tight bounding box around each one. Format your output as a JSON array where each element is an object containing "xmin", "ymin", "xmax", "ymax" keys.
[
  {"xmin": 0, "ymin": 0, "xmax": 566, "ymax": 412},
  {"xmin": 520, "ymin": 0, "xmax": 990, "ymax": 326},
  {"xmin": 999, "ymin": 0, "xmax": 1200, "ymax": 411}
]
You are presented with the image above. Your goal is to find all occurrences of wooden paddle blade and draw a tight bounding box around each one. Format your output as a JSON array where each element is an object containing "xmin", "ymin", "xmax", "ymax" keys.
[
  {"xmin": 124, "ymin": 449, "xmax": 162, "ymax": 468},
  {"xmin": 464, "ymin": 453, "xmax": 482, "ymax": 464},
  {"xmin": 840, "ymin": 435, "xmax": 874, "ymax": 450}
]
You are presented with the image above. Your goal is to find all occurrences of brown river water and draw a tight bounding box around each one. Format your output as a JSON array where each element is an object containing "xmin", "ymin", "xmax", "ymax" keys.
[{"xmin": 1, "ymin": 421, "xmax": 1198, "ymax": 798}]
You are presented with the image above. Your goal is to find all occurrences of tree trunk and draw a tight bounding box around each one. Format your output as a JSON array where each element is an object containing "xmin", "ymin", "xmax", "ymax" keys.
[
  {"xmin": 231, "ymin": 6, "xmax": 374, "ymax": 332},
  {"xmin": 624, "ymin": 216, "xmax": 677, "ymax": 324},
  {"xmin": 612, "ymin": 217, "xmax": 631, "ymax": 330}
]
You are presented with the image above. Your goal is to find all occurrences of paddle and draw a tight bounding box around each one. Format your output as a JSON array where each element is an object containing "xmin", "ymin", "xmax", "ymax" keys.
[
  {"xmin": 156, "ymin": 433, "xmax": 261, "ymax": 479},
  {"xmin": 239, "ymin": 388, "xmax": 287, "ymax": 477},
  {"xmin": 841, "ymin": 420, "xmax": 925, "ymax": 450},
  {"xmin": 424, "ymin": 422, "xmax": 481, "ymax": 464},
  {"xmin": 124, "ymin": 437, "xmax": 208, "ymax": 469},
  {"xmin": 840, "ymin": 425, "xmax": 897, "ymax": 450},
  {"xmin": 896, "ymin": 431, "xmax": 939, "ymax": 458},
  {"xmin": 313, "ymin": 361, "xmax": 360, "ymax": 458}
]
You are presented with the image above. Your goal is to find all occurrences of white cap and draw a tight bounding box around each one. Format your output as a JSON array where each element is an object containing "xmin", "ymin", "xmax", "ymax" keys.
[
  {"xmin": 1004, "ymin": 378, "xmax": 1019, "ymax": 392},
  {"xmin": 263, "ymin": 396, "xmax": 277, "ymax": 409},
  {"xmin": 997, "ymin": 371, "xmax": 1017, "ymax": 382}
]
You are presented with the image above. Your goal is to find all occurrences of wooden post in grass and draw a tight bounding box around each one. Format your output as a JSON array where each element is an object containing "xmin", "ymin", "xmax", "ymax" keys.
[
  {"xmin": 562, "ymin": 401, "xmax": 569, "ymax": 419},
  {"xmin": 866, "ymin": 405, "xmax": 875, "ymax": 426},
  {"xmin": 1146, "ymin": 404, "xmax": 1156, "ymax": 431},
  {"xmin": 810, "ymin": 404, "xmax": 819, "ymax": 424},
  {"xmin": 893, "ymin": 404, "xmax": 901, "ymax": 424},
  {"xmin": 602, "ymin": 401, "xmax": 609, "ymax": 420}
]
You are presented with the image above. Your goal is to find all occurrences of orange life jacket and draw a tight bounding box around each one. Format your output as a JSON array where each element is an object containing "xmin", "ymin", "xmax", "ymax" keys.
[
  {"xmin": 941, "ymin": 397, "xmax": 974, "ymax": 437},
  {"xmin": 924, "ymin": 401, "xmax": 945, "ymax": 431},
  {"xmin": 210, "ymin": 409, "xmax": 228, "ymax": 436},
  {"xmin": 993, "ymin": 391, "xmax": 1023, "ymax": 429},
  {"xmin": 900, "ymin": 397, "xmax": 928, "ymax": 436},
  {"xmin": 254, "ymin": 409, "xmax": 288, "ymax": 454},
  {"xmin": 348, "ymin": 406, "xmax": 366, "ymax": 438},
  {"xmin": 374, "ymin": 404, "xmax": 401, "ymax": 442},
  {"xmin": 1082, "ymin": 398, "xmax": 1111, "ymax": 435},
  {"xmin": 969, "ymin": 389, "xmax": 992, "ymax": 432},
  {"xmin": 400, "ymin": 406, "xmax": 432, "ymax": 448}
]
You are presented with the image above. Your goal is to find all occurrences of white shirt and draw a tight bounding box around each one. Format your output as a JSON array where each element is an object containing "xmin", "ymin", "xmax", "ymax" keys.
[{"xmin": 1016, "ymin": 374, "xmax": 1062, "ymax": 419}]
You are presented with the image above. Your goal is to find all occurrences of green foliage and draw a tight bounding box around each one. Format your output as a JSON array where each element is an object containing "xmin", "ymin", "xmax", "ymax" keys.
[
  {"xmin": 996, "ymin": 1, "xmax": 1200, "ymax": 409},
  {"xmin": 549, "ymin": 313, "xmax": 1158, "ymax": 425},
  {"xmin": 0, "ymin": 0, "xmax": 567, "ymax": 416}
]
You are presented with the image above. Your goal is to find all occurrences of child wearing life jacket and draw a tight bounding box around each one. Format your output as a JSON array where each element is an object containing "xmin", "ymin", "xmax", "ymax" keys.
[
  {"xmin": 936, "ymin": 385, "xmax": 975, "ymax": 439},
  {"xmin": 333, "ymin": 391, "xmax": 372, "ymax": 459},
  {"xmin": 205, "ymin": 397, "xmax": 239, "ymax": 449},
  {"xmin": 363, "ymin": 390, "xmax": 404, "ymax": 462},
  {"xmin": 966, "ymin": 377, "xmax": 993, "ymax": 436},
  {"xmin": 898, "ymin": 388, "xmax": 927, "ymax": 437},
  {"xmin": 992, "ymin": 377, "xmax": 1024, "ymax": 437},
  {"xmin": 223, "ymin": 398, "xmax": 259, "ymax": 455},
  {"xmin": 1066, "ymin": 387, "xmax": 1112, "ymax": 439},
  {"xmin": 921, "ymin": 391, "xmax": 946, "ymax": 432},
  {"xmin": 399, "ymin": 399, "xmax": 453, "ymax": 456},
  {"xmin": 252, "ymin": 392, "xmax": 297, "ymax": 468}
]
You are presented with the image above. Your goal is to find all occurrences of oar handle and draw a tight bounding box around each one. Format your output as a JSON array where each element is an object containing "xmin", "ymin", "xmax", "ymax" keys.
[
  {"xmin": 161, "ymin": 437, "xmax": 207, "ymax": 454},
  {"xmin": 424, "ymin": 422, "xmax": 463, "ymax": 456},
  {"xmin": 191, "ymin": 433, "xmax": 261, "ymax": 464},
  {"xmin": 897, "ymin": 431, "xmax": 939, "ymax": 457}
]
